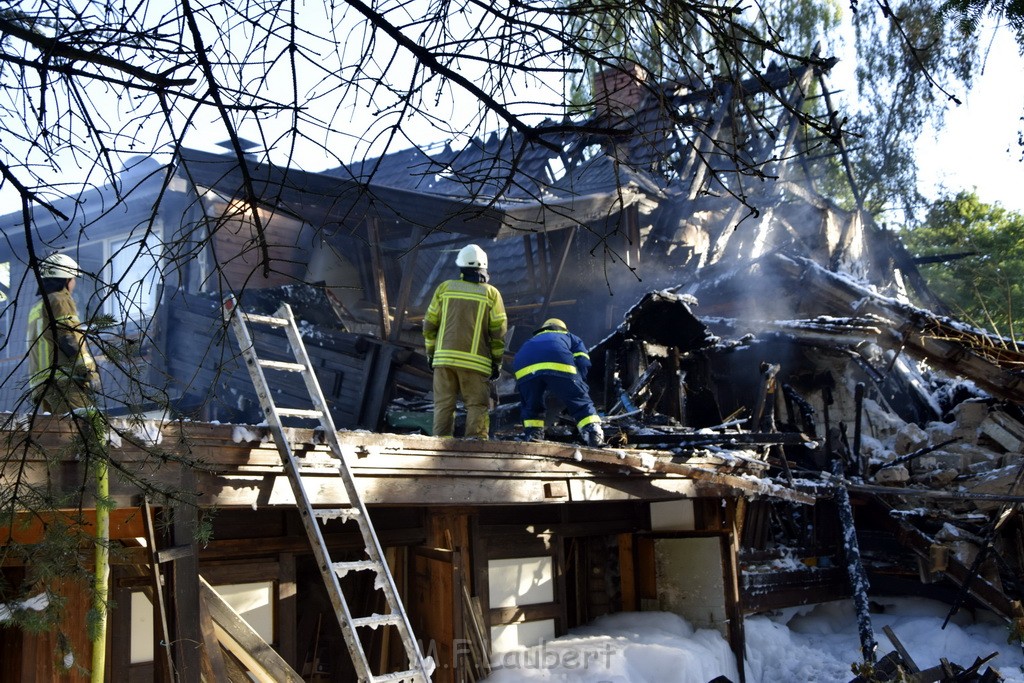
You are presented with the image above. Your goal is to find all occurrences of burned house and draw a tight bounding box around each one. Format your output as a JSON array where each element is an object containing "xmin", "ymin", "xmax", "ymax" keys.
[{"xmin": 0, "ymin": 58, "xmax": 1020, "ymax": 683}]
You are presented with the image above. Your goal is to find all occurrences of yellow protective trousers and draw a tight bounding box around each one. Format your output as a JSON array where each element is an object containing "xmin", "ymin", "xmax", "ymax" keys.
[{"xmin": 432, "ymin": 366, "xmax": 491, "ymax": 439}]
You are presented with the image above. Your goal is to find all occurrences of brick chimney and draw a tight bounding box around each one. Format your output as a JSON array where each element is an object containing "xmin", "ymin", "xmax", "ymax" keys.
[{"xmin": 592, "ymin": 62, "xmax": 649, "ymax": 120}]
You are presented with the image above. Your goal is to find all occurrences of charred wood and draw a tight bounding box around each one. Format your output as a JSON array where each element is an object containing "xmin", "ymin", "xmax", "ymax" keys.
[
  {"xmin": 831, "ymin": 464, "xmax": 878, "ymax": 664},
  {"xmin": 623, "ymin": 431, "xmax": 813, "ymax": 447},
  {"xmin": 854, "ymin": 382, "xmax": 866, "ymax": 480},
  {"xmin": 860, "ymin": 494, "xmax": 1020, "ymax": 623},
  {"xmin": 848, "ymin": 484, "xmax": 1024, "ymax": 505},
  {"xmin": 874, "ymin": 437, "xmax": 962, "ymax": 475},
  {"xmin": 609, "ymin": 360, "xmax": 662, "ymax": 415}
]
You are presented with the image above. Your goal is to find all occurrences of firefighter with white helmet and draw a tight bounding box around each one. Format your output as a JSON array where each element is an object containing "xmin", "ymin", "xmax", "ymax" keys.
[
  {"xmin": 26, "ymin": 253, "xmax": 99, "ymax": 412},
  {"xmin": 423, "ymin": 244, "xmax": 507, "ymax": 439},
  {"xmin": 454, "ymin": 244, "xmax": 487, "ymax": 269},
  {"xmin": 512, "ymin": 318, "xmax": 604, "ymax": 447}
]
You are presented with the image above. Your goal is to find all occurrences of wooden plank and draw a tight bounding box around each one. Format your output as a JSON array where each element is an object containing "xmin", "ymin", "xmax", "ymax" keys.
[
  {"xmin": 488, "ymin": 603, "xmax": 562, "ymax": 624},
  {"xmin": 171, "ymin": 468, "xmax": 202, "ymax": 682},
  {"xmin": 411, "ymin": 547, "xmax": 458, "ymax": 682},
  {"xmin": 865, "ymin": 493, "xmax": 1019, "ymax": 621},
  {"xmin": 619, "ymin": 533, "xmax": 637, "ymax": 611},
  {"xmin": 636, "ymin": 536, "xmax": 657, "ymax": 601},
  {"xmin": 344, "ymin": 341, "xmax": 379, "ymax": 425},
  {"xmin": 389, "ymin": 228, "xmax": 423, "ymax": 342},
  {"xmin": 110, "ymin": 573, "xmax": 132, "ymax": 681},
  {"xmin": 143, "ymin": 499, "xmax": 175, "ymax": 683},
  {"xmin": 360, "ymin": 344, "xmax": 397, "ymax": 430},
  {"xmin": 479, "ymin": 519, "xmax": 640, "ymax": 539},
  {"xmin": 197, "ymin": 529, "xmax": 426, "ymax": 560},
  {"xmin": 366, "ymin": 216, "xmax": 392, "ymax": 339},
  {"xmin": 199, "ymin": 561, "xmax": 282, "ymax": 585},
  {"xmin": 0, "ymin": 506, "xmax": 145, "ymax": 543},
  {"xmin": 461, "ymin": 583, "xmax": 491, "ymax": 681},
  {"xmin": 20, "ymin": 576, "xmax": 91, "ymax": 682},
  {"xmin": 278, "ymin": 554, "xmax": 298, "ymax": 671},
  {"xmin": 741, "ymin": 567, "xmax": 850, "ymax": 613},
  {"xmin": 201, "ymin": 576, "xmax": 304, "ymax": 683},
  {"xmin": 980, "ymin": 414, "xmax": 1024, "ymax": 452},
  {"xmin": 20, "ymin": 461, "xmax": 750, "ymax": 509},
  {"xmin": 199, "ymin": 593, "xmax": 230, "ymax": 682},
  {"xmin": 625, "ymin": 431, "xmax": 812, "ymax": 447},
  {"xmin": 720, "ymin": 529, "xmax": 745, "ymax": 683},
  {"xmin": 0, "ymin": 416, "xmax": 799, "ymax": 506},
  {"xmin": 881, "ymin": 625, "xmax": 920, "ymax": 674}
]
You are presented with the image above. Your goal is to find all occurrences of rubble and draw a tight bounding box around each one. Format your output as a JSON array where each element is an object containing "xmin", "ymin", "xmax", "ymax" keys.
[{"xmin": 465, "ymin": 265, "xmax": 1024, "ymax": 638}]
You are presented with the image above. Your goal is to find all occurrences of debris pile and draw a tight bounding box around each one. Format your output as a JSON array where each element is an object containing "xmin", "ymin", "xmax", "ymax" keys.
[{"xmin": 475, "ymin": 266, "xmax": 1024, "ymax": 645}]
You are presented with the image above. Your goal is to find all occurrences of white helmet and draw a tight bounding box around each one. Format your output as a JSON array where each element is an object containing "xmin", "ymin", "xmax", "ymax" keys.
[
  {"xmin": 39, "ymin": 253, "xmax": 81, "ymax": 279},
  {"xmin": 455, "ymin": 244, "xmax": 488, "ymax": 269}
]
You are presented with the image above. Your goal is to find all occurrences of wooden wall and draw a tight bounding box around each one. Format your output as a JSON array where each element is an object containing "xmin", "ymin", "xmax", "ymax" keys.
[
  {"xmin": 163, "ymin": 288, "xmax": 423, "ymax": 429},
  {"xmin": 1, "ymin": 497, "xmax": 748, "ymax": 682},
  {"xmin": 0, "ymin": 576, "xmax": 94, "ymax": 683}
]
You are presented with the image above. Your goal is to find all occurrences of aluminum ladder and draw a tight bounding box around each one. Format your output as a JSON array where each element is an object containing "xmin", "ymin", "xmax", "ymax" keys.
[{"xmin": 223, "ymin": 295, "xmax": 433, "ymax": 683}]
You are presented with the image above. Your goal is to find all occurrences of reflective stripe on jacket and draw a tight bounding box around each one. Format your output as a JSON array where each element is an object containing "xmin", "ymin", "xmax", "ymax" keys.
[
  {"xmin": 423, "ymin": 279, "xmax": 507, "ymax": 375},
  {"xmin": 26, "ymin": 289, "xmax": 96, "ymax": 390},
  {"xmin": 513, "ymin": 329, "xmax": 591, "ymax": 380}
]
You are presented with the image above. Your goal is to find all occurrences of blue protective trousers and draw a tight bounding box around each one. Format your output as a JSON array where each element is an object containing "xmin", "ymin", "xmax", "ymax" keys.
[{"xmin": 517, "ymin": 372, "xmax": 598, "ymax": 430}]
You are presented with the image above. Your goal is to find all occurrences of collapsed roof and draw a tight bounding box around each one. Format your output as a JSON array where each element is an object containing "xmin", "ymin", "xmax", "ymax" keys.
[{"xmin": 4, "ymin": 54, "xmax": 1023, "ymax": 645}]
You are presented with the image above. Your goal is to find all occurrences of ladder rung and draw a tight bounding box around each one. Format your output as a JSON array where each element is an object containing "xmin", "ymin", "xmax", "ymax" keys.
[
  {"xmin": 229, "ymin": 298, "xmax": 427, "ymax": 683},
  {"xmin": 351, "ymin": 613, "xmax": 401, "ymax": 629},
  {"xmin": 276, "ymin": 408, "xmax": 323, "ymax": 419},
  {"xmin": 259, "ymin": 359, "xmax": 307, "ymax": 372},
  {"xmin": 240, "ymin": 311, "xmax": 290, "ymax": 328},
  {"xmin": 372, "ymin": 669, "xmax": 427, "ymax": 683},
  {"xmin": 332, "ymin": 559, "xmax": 382, "ymax": 576}
]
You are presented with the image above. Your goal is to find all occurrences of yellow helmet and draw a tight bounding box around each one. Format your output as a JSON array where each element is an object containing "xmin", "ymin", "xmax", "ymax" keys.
[{"xmin": 536, "ymin": 318, "xmax": 568, "ymax": 333}]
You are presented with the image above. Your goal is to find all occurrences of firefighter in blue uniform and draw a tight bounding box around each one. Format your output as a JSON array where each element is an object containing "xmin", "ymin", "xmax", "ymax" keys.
[{"xmin": 513, "ymin": 318, "xmax": 604, "ymax": 447}]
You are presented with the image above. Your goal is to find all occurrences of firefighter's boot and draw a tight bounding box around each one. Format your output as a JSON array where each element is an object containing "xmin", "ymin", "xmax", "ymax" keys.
[{"xmin": 581, "ymin": 423, "xmax": 605, "ymax": 448}]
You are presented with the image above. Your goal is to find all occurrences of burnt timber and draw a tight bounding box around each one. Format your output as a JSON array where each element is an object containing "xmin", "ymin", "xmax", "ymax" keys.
[
  {"xmin": 1, "ymin": 57, "xmax": 1024, "ymax": 683},
  {"xmin": 4, "ymin": 414, "xmax": 812, "ymax": 507},
  {"xmin": 0, "ymin": 412, "xmax": 806, "ymax": 682}
]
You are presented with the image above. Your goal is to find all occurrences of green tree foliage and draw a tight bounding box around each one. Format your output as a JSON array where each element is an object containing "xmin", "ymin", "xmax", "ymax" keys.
[
  {"xmin": 903, "ymin": 190, "xmax": 1024, "ymax": 340},
  {"xmin": 848, "ymin": 0, "xmax": 979, "ymax": 219},
  {"xmin": 941, "ymin": 0, "xmax": 1024, "ymax": 51},
  {"xmin": 561, "ymin": 0, "xmax": 984, "ymax": 222},
  {"xmin": 564, "ymin": 0, "xmax": 843, "ymax": 102}
]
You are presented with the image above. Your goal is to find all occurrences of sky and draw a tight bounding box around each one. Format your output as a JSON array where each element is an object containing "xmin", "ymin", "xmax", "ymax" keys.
[
  {"xmin": 914, "ymin": 27, "xmax": 1024, "ymax": 214},
  {"xmin": 1, "ymin": 9, "xmax": 1022, "ymax": 223},
  {"xmin": 480, "ymin": 598, "xmax": 1024, "ymax": 683}
]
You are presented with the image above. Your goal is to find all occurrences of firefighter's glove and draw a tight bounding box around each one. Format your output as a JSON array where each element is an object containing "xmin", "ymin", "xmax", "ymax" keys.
[
  {"xmin": 74, "ymin": 369, "xmax": 100, "ymax": 393},
  {"xmin": 58, "ymin": 334, "xmax": 80, "ymax": 359},
  {"xmin": 427, "ymin": 355, "xmax": 434, "ymax": 369},
  {"xmin": 490, "ymin": 363, "xmax": 501, "ymax": 381}
]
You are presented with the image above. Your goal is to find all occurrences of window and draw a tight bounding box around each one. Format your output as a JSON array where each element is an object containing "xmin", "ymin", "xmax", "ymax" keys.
[
  {"xmin": 109, "ymin": 234, "xmax": 162, "ymax": 323},
  {"xmin": 0, "ymin": 260, "xmax": 10, "ymax": 344},
  {"xmin": 488, "ymin": 556, "xmax": 557, "ymax": 651},
  {"xmin": 70, "ymin": 231, "xmax": 162, "ymax": 329}
]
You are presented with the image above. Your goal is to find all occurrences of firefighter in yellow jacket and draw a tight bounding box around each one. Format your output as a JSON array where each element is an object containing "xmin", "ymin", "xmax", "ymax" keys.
[
  {"xmin": 423, "ymin": 244, "xmax": 507, "ymax": 439},
  {"xmin": 26, "ymin": 253, "xmax": 99, "ymax": 413}
]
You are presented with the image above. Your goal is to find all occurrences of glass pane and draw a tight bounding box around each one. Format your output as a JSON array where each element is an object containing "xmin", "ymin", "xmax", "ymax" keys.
[
  {"xmin": 0, "ymin": 261, "xmax": 9, "ymax": 345},
  {"xmin": 130, "ymin": 592, "xmax": 155, "ymax": 664},
  {"xmin": 217, "ymin": 581, "xmax": 275, "ymax": 642},
  {"xmin": 490, "ymin": 619, "xmax": 555, "ymax": 653},
  {"xmin": 110, "ymin": 233, "xmax": 162, "ymax": 323},
  {"xmin": 487, "ymin": 556, "xmax": 554, "ymax": 607},
  {"xmin": 70, "ymin": 242, "xmax": 105, "ymax": 320}
]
